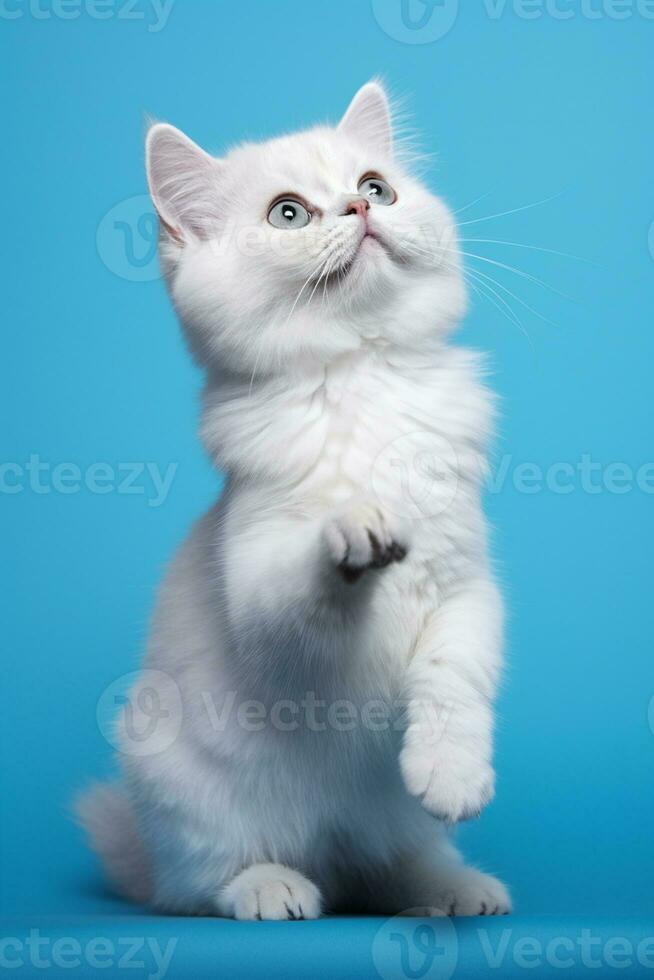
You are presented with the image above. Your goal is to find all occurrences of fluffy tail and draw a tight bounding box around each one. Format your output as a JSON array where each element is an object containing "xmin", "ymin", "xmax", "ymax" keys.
[{"xmin": 75, "ymin": 782, "xmax": 152, "ymax": 905}]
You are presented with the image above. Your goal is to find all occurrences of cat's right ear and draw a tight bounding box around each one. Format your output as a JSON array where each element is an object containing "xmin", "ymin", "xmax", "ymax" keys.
[
  {"xmin": 146, "ymin": 123, "xmax": 223, "ymax": 243},
  {"xmin": 338, "ymin": 82, "xmax": 393, "ymax": 158}
]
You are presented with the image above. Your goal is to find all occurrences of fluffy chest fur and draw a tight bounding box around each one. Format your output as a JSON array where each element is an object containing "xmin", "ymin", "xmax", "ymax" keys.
[{"xmin": 202, "ymin": 341, "xmax": 493, "ymax": 512}]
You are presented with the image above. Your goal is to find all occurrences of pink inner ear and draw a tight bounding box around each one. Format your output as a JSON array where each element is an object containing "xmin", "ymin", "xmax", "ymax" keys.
[{"xmin": 158, "ymin": 215, "xmax": 184, "ymax": 246}]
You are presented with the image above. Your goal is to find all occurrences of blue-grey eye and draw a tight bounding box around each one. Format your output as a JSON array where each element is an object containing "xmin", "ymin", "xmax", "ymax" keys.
[
  {"xmin": 267, "ymin": 199, "xmax": 311, "ymax": 229},
  {"xmin": 357, "ymin": 176, "xmax": 396, "ymax": 206}
]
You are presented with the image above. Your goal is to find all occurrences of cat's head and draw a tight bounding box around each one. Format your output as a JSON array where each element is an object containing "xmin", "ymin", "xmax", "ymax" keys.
[{"xmin": 146, "ymin": 81, "xmax": 465, "ymax": 375}]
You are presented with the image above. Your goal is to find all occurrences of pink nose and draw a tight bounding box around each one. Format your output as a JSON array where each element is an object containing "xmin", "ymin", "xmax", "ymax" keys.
[{"xmin": 344, "ymin": 198, "xmax": 370, "ymax": 218}]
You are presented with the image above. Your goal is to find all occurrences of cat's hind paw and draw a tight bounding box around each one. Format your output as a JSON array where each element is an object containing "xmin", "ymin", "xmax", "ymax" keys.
[{"xmin": 434, "ymin": 870, "xmax": 512, "ymax": 917}]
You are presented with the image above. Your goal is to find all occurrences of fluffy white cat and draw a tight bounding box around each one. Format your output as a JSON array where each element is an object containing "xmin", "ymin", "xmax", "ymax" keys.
[{"xmin": 78, "ymin": 81, "xmax": 511, "ymax": 919}]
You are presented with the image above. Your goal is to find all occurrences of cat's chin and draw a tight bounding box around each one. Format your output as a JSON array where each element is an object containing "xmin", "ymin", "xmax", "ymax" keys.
[
  {"xmin": 337, "ymin": 235, "xmax": 392, "ymax": 289},
  {"xmin": 361, "ymin": 233, "xmax": 388, "ymax": 257}
]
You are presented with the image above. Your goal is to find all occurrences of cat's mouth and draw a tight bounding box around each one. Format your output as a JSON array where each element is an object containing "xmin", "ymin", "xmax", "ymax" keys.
[
  {"xmin": 319, "ymin": 230, "xmax": 394, "ymax": 289},
  {"xmin": 356, "ymin": 228, "xmax": 393, "ymax": 262}
]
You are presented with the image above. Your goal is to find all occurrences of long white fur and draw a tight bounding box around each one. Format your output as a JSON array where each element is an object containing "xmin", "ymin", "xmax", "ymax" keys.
[{"xmin": 78, "ymin": 82, "xmax": 511, "ymax": 919}]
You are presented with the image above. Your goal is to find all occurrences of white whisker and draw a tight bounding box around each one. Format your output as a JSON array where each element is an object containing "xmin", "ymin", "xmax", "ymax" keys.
[
  {"xmin": 450, "ymin": 189, "xmax": 496, "ymax": 218},
  {"xmin": 468, "ymin": 263, "xmax": 558, "ymax": 329},
  {"xmin": 456, "ymin": 250, "xmax": 572, "ymax": 301},
  {"xmin": 463, "ymin": 267, "xmax": 533, "ymax": 345},
  {"xmin": 460, "ymin": 238, "xmax": 593, "ymax": 265},
  {"xmin": 457, "ymin": 191, "xmax": 566, "ymax": 228}
]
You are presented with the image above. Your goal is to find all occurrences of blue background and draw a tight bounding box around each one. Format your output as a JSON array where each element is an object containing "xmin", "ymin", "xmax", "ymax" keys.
[{"xmin": 2, "ymin": 0, "xmax": 653, "ymax": 974}]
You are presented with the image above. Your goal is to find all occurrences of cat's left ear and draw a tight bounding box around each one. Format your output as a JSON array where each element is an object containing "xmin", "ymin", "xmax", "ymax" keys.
[
  {"xmin": 146, "ymin": 123, "xmax": 224, "ymax": 243},
  {"xmin": 338, "ymin": 81, "xmax": 393, "ymax": 157}
]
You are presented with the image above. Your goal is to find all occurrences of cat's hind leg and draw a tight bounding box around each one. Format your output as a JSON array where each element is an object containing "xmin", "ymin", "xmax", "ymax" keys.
[
  {"xmin": 336, "ymin": 849, "xmax": 511, "ymax": 917},
  {"xmin": 423, "ymin": 860, "xmax": 512, "ymax": 916}
]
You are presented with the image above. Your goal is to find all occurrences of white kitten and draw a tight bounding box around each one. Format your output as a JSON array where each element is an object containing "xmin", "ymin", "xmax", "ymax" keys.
[{"xmin": 78, "ymin": 82, "xmax": 511, "ymax": 919}]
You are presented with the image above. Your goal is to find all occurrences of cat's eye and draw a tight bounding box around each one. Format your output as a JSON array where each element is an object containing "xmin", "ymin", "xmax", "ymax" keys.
[
  {"xmin": 267, "ymin": 199, "xmax": 311, "ymax": 230},
  {"xmin": 357, "ymin": 175, "xmax": 396, "ymax": 206}
]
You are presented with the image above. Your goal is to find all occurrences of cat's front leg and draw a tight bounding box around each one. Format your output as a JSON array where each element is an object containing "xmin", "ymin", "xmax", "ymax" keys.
[
  {"xmin": 323, "ymin": 499, "xmax": 409, "ymax": 583},
  {"xmin": 399, "ymin": 575, "xmax": 503, "ymax": 823}
]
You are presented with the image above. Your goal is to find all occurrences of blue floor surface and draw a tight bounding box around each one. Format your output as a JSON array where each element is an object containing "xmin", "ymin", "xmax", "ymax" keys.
[{"xmin": 3, "ymin": 907, "xmax": 654, "ymax": 979}]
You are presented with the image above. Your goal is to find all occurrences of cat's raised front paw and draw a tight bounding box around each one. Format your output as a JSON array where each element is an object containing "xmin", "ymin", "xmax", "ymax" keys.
[
  {"xmin": 400, "ymin": 736, "xmax": 495, "ymax": 824},
  {"xmin": 324, "ymin": 503, "xmax": 408, "ymax": 583},
  {"xmin": 220, "ymin": 863, "xmax": 322, "ymax": 920}
]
